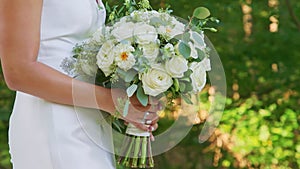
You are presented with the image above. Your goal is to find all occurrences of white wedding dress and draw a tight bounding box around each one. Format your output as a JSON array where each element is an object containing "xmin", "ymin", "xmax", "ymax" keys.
[{"xmin": 8, "ymin": 0, "xmax": 116, "ymax": 169}]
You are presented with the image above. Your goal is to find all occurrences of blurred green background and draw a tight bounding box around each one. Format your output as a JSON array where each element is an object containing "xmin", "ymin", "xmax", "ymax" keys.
[{"xmin": 1, "ymin": 0, "xmax": 299, "ymax": 168}]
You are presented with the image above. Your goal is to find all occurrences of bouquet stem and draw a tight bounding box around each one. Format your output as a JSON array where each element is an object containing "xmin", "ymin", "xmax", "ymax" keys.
[{"xmin": 118, "ymin": 124, "xmax": 154, "ymax": 168}]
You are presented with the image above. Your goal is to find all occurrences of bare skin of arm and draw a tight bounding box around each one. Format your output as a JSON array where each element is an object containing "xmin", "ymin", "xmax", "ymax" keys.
[{"xmin": 0, "ymin": 0, "xmax": 158, "ymax": 131}]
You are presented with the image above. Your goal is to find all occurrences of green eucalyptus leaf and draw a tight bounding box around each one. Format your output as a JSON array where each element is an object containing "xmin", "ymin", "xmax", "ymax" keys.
[
  {"xmin": 179, "ymin": 82, "xmax": 186, "ymax": 92},
  {"xmin": 125, "ymin": 70, "xmax": 138, "ymax": 82},
  {"xmin": 123, "ymin": 99, "xmax": 130, "ymax": 117},
  {"xmin": 116, "ymin": 68, "xmax": 127, "ymax": 79},
  {"xmin": 193, "ymin": 7, "xmax": 211, "ymax": 19},
  {"xmin": 137, "ymin": 86, "xmax": 148, "ymax": 106},
  {"xmin": 196, "ymin": 48, "xmax": 206, "ymax": 60},
  {"xmin": 178, "ymin": 42, "xmax": 191, "ymax": 59},
  {"xmin": 126, "ymin": 84, "xmax": 138, "ymax": 97},
  {"xmin": 192, "ymin": 32, "xmax": 205, "ymax": 47},
  {"xmin": 174, "ymin": 32, "xmax": 190, "ymax": 43},
  {"xmin": 184, "ymin": 69, "xmax": 193, "ymax": 77},
  {"xmin": 182, "ymin": 32, "xmax": 191, "ymax": 43},
  {"xmin": 185, "ymin": 83, "xmax": 193, "ymax": 92}
]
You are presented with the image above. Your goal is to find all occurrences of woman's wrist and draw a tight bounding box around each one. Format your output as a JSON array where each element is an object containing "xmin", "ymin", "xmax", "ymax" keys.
[{"xmin": 95, "ymin": 86, "xmax": 127, "ymax": 120}]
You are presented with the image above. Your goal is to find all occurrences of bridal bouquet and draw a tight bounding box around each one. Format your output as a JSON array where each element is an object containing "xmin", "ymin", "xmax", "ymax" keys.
[{"xmin": 61, "ymin": 0, "xmax": 218, "ymax": 168}]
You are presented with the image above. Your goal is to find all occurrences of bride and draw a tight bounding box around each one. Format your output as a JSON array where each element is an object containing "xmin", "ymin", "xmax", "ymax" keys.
[{"xmin": 0, "ymin": 0, "xmax": 159, "ymax": 168}]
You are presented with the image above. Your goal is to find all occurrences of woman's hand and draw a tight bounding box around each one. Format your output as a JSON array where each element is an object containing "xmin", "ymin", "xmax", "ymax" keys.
[
  {"xmin": 127, "ymin": 94, "xmax": 160, "ymax": 132},
  {"xmin": 110, "ymin": 88, "xmax": 161, "ymax": 132}
]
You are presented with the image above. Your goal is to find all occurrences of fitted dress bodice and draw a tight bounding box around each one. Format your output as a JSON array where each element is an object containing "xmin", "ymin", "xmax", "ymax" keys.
[{"xmin": 37, "ymin": 0, "xmax": 105, "ymax": 73}]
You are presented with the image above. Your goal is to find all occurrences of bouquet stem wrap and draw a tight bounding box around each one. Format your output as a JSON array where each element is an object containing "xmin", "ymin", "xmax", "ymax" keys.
[{"xmin": 118, "ymin": 123, "xmax": 154, "ymax": 168}]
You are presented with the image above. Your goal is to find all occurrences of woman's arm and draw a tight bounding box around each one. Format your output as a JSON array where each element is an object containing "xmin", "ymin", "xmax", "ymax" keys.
[
  {"xmin": 0, "ymin": 0, "xmax": 159, "ymax": 131},
  {"xmin": 0, "ymin": 0, "xmax": 116, "ymax": 112}
]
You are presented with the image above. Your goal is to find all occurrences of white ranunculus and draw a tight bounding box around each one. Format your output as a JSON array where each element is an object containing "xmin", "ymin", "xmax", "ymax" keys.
[
  {"xmin": 111, "ymin": 22, "xmax": 135, "ymax": 42},
  {"xmin": 170, "ymin": 19, "xmax": 185, "ymax": 38},
  {"xmin": 189, "ymin": 58, "xmax": 211, "ymax": 92},
  {"xmin": 114, "ymin": 43, "xmax": 136, "ymax": 71},
  {"xmin": 157, "ymin": 25, "xmax": 170, "ymax": 36},
  {"xmin": 158, "ymin": 18, "xmax": 185, "ymax": 39},
  {"xmin": 96, "ymin": 41, "xmax": 115, "ymax": 76},
  {"xmin": 190, "ymin": 31, "xmax": 206, "ymax": 50},
  {"xmin": 141, "ymin": 65, "xmax": 173, "ymax": 96},
  {"xmin": 141, "ymin": 43, "xmax": 159, "ymax": 63},
  {"xmin": 165, "ymin": 56, "xmax": 188, "ymax": 78},
  {"xmin": 189, "ymin": 42, "xmax": 198, "ymax": 59},
  {"xmin": 134, "ymin": 23, "xmax": 158, "ymax": 45}
]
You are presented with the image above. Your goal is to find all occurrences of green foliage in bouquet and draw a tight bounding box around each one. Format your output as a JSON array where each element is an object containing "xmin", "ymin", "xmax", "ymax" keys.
[
  {"xmin": 62, "ymin": 0, "xmax": 219, "ymax": 168},
  {"xmin": 68, "ymin": 0, "xmax": 219, "ymax": 109}
]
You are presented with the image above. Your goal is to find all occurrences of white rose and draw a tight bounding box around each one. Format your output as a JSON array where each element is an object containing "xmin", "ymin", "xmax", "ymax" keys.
[
  {"xmin": 134, "ymin": 23, "xmax": 158, "ymax": 45},
  {"xmin": 189, "ymin": 58, "xmax": 211, "ymax": 92},
  {"xmin": 111, "ymin": 22, "xmax": 135, "ymax": 42},
  {"xmin": 165, "ymin": 56, "xmax": 188, "ymax": 78},
  {"xmin": 141, "ymin": 65, "xmax": 173, "ymax": 96},
  {"xmin": 96, "ymin": 40, "xmax": 115, "ymax": 76},
  {"xmin": 114, "ymin": 43, "xmax": 136, "ymax": 71},
  {"xmin": 140, "ymin": 43, "xmax": 159, "ymax": 63},
  {"xmin": 113, "ymin": 17, "xmax": 128, "ymax": 28},
  {"xmin": 190, "ymin": 31, "xmax": 206, "ymax": 50}
]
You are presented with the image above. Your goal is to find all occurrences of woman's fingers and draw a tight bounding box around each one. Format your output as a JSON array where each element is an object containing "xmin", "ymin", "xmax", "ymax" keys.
[
  {"xmin": 132, "ymin": 122, "xmax": 158, "ymax": 132},
  {"xmin": 129, "ymin": 95, "xmax": 164, "ymax": 112},
  {"xmin": 133, "ymin": 122, "xmax": 149, "ymax": 131},
  {"xmin": 123, "ymin": 95, "xmax": 161, "ymax": 131},
  {"xmin": 144, "ymin": 111, "xmax": 159, "ymax": 124},
  {"xmin": 149, "ymin": 123, "xmax": 158, "ymax": 132},
  {"xmin": 149, "ymin": 123, "xmax": 158, "ymax": 141}
]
